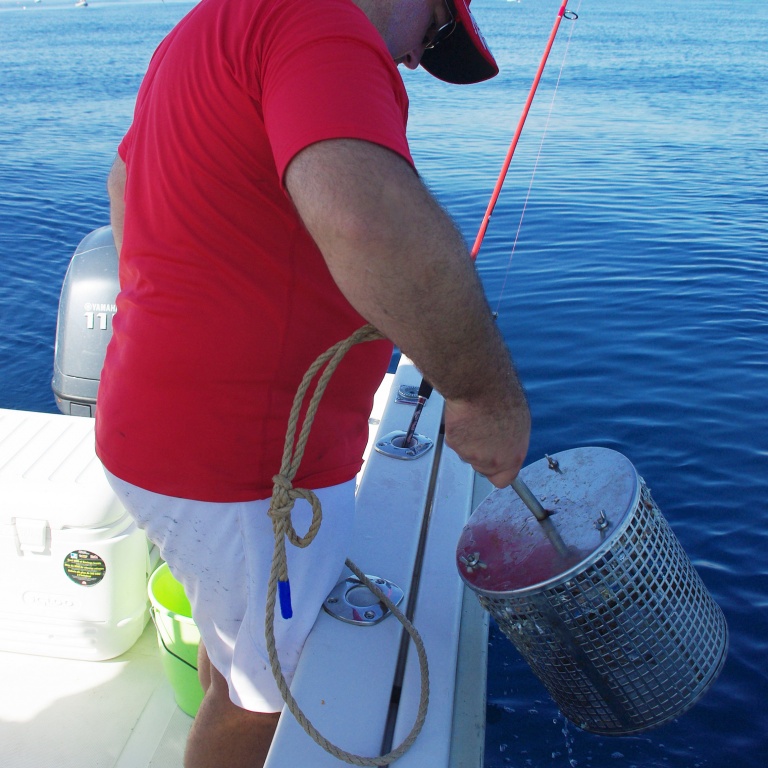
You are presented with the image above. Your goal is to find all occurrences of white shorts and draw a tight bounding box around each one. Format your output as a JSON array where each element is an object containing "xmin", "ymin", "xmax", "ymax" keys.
[{"xmin": 104, "ymin": 469, "xmax": 355, "ymax": 712}]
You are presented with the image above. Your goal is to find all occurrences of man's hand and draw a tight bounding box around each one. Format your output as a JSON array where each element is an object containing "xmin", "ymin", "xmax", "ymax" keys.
[{"xmin": 444, "ymin": 391, "xmax": 530, "ymax": 488}]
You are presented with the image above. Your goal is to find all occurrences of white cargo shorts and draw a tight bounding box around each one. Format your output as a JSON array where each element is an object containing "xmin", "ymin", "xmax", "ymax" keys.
[{"xmin": 104, "ymin": 469, "xmax": 355, "ymax": 712}]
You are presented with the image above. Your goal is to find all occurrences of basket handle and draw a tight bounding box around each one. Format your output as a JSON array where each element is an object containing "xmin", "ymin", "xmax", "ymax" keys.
[{"xmin": 510, "ymin": 476, "xmax": 569, "ymax": 557}]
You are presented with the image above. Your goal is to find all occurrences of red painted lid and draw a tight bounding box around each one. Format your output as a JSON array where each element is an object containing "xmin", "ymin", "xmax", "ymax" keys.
[{"xmin": 457, "ymin": 447, "xmax": 639, "ymax": 595}]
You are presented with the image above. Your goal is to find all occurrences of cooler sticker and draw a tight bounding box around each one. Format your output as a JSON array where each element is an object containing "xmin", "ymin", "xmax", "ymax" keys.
[{"xmin": 63, "ymin": 550, "xmax": 106, "ymax": 586}]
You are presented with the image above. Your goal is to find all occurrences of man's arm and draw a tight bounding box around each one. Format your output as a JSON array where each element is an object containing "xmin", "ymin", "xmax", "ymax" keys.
[
  {"xmin": 285, "ymin": 139, "xmax": 530, "ymax": 487},
  {"xmin": 107, "ymin": 155, "xmax": 126, "ymax": 255}
]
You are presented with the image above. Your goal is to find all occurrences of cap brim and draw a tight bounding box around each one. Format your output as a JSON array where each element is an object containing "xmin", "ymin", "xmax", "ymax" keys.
[{"xmin": 420, "ymin": 0, "xmax": 499, "ymax": 85}]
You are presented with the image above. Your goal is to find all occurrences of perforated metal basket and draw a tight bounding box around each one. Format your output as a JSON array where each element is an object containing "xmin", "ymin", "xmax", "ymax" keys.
[{"xmin": 457, "ymin": 447, "xmax": 728, "ymax": 735}]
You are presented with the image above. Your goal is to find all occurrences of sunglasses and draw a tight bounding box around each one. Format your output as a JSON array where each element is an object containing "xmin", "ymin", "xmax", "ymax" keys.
[{"xmin": 424, "ymin": 0, "xmax": 457, "ymax": 50}]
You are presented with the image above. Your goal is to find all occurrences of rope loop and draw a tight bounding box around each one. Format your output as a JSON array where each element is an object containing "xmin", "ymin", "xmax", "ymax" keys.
[{"xmin": 265, "ymin": 323, "xmax": 431, "ymax": 765}]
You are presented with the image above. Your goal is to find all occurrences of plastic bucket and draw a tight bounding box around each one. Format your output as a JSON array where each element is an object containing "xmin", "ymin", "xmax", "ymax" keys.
[{"xmin": 148, "ymin": 563, "xmax": 204, "ymax": 717}]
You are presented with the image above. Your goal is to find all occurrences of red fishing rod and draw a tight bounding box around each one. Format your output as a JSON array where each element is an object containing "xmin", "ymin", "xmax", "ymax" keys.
[
  {"xmin": 471, "ymin": 0, "xmax": 574, "ymax": 262},
  {"xmin": 398, "ymin": 0, "xmax": 577, "ymax": 450}
]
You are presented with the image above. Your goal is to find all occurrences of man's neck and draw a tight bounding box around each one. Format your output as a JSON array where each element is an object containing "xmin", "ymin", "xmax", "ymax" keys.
[{"xmin": 349, "ymin": 0, "xmax": 396, "ymax": 45}]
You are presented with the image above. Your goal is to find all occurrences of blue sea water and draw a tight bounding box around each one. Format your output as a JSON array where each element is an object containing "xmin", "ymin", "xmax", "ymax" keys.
[{"xmin": 0, "ymin": 1, "xmax": 766, "ymax": 766}]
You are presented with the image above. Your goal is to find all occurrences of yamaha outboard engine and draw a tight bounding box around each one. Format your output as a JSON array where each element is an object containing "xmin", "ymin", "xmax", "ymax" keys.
[{"xmin": 52, "ymin": 226, "xmax": 118, "ymax": 417}]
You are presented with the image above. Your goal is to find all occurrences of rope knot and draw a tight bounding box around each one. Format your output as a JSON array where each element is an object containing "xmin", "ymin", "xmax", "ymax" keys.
[
  {"xmin": 269, "ymin": 473, "xmax": 323, "ymax": 549},
  {"xmin": 268, "ymin": 473, "xmax": 295, "ymax": 520}
]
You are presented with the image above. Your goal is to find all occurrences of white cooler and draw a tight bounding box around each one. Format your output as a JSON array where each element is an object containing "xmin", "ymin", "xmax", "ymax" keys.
[{"xmin": 0, "ymin": 408, "xmax": 155, "ymax": 660}]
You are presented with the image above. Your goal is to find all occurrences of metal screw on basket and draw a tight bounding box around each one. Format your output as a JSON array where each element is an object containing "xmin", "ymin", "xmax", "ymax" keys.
[
  {"xmin": 545, "ymin": 454, "xmax": 561, "ymax": 472},
  {"xmin": 457, "ymin": 447, "xmax": 728, "ymax": 735},
  {"xmin": 459, "ymin": 552, "xmax": 487, "ymax": 574}
]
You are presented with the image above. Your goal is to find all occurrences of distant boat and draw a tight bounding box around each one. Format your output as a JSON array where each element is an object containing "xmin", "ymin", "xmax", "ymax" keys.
[{"xmin": 75, "ymin": 0, "xmax": 88, "ymax": 6}]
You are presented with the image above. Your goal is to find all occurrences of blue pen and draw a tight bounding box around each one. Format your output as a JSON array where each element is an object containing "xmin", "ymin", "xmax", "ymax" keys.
[{"xmin": 278, "ymin": 579, "xmax": 293, "ymax": 619}]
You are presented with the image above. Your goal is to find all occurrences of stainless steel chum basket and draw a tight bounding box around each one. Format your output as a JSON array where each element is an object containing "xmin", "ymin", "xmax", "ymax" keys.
[{"xmin": 457, "ymin": 447, "xmax": 728, "ymax": 735}]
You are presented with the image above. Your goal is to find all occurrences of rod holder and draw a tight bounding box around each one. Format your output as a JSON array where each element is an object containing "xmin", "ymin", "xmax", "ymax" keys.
[{"xmin": 375, "ymin": 430, "xmax": 434, "ymax": 461}]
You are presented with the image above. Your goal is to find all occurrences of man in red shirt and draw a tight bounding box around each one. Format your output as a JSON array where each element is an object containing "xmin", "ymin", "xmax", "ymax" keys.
[{"xmin": 100, "ymin": 1, "xmax": 530, "ymax": 765}]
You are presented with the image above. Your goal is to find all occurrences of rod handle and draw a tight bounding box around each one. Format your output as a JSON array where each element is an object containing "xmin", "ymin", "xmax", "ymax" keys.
[{"xmin": 403, "ymin": 378, "xmax": 433, "ymax": 446}]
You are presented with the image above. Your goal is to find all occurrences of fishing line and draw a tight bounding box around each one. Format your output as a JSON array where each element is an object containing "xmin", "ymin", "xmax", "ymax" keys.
[
  {"xmin": 466, "ymin": 0, "xmax": 581, "ymax": 314},
  {"xmin": 491, "ymin": 0, "xmax": 581, "ymax": 315}
]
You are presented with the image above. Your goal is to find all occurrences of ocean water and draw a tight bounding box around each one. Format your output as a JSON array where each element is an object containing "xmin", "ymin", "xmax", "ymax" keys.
[{"xmin": 0, "ymin": 1, "xmax": 766, "ymax": 767}]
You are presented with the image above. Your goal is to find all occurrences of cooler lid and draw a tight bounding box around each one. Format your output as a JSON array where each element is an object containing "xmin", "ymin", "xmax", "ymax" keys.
[
  {"xmin": 0, "ymin": 408, "xmax": 124, "ymax": 529},
  {"xmin": 456, "ymin": 447, "xmax": 640, "ymax": 595}
]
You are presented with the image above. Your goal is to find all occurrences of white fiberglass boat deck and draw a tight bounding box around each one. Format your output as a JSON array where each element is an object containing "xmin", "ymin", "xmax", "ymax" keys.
[{"xmin": 1, "ymin": 360, "xmax": 491, "ymax": 768}]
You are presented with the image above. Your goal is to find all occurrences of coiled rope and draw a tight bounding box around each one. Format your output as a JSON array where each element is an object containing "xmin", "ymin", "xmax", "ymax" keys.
[{"xmin": 265, "ymin": 323, "xmax": 430, "ymax": 765}]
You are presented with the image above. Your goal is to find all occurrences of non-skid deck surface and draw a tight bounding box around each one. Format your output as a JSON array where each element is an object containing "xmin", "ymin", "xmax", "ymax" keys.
[{"xmin": 1, "ymin": 623, "xmax": 190, "ymax": 768}]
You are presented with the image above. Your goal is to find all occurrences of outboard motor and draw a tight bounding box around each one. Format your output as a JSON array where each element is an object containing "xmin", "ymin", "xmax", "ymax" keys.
[{"xmin": 52, "ymin": 226, "xmax": 118, "ymax": 417}]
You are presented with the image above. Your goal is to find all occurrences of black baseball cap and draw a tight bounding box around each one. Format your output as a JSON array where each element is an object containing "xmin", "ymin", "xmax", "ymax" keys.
[{"xmin": 420, "ymin": 0, "xmax": 499, "ymax": 84}]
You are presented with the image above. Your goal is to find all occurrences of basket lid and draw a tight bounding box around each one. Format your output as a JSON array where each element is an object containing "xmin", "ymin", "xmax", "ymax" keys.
[{"xmin": 457, "ymin": 447, "xmax": 640, "ymax": 595}]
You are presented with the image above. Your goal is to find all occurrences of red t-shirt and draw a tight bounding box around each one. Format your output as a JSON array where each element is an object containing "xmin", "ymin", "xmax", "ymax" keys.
[{"xmin": 95, "ymin": 0, "xmax": 413, "ymax": 501}]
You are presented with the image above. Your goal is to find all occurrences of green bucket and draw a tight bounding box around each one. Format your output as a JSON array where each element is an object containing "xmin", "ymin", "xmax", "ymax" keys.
[{"xmin": 148, "ymin": 563, "xmax": 204, "ymax": 717}]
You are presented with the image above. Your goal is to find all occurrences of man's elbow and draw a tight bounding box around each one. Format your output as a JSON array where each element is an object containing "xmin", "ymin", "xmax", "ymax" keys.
[
  {"xmin": 107, "ymin": 155, "xmax": 126, "ymax": 255},
  {"xmin": 107, "ymin": 155, "xmax": 126, "ymax": 203}
]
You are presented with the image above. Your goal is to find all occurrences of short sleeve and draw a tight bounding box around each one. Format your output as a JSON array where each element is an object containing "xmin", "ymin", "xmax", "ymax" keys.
[{"xmin": 258, "ymin": 0, "xmax": 413, "ymax": 181}]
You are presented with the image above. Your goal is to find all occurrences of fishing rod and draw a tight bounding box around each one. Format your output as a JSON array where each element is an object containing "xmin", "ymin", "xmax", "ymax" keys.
[
  {"xmin": 471, "ymin": 0, "xmax": 574, "ymax": 262},
  {"xmin": 377, "ymin": 10, "xmax": 580, "ymax": 759},
  {"xmin": 398, "ymin": 0, "xmax": 578, "ymax": 451}
]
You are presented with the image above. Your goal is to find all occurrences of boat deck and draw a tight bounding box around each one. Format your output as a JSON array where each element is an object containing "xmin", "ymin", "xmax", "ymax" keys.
[
  {"xmin": 1, "ymin": 361, "xmax": 490, "ymax": 767},
  {"xmin": 3, "ymin": 621, "xmax": 191, "ymax": 768}
]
